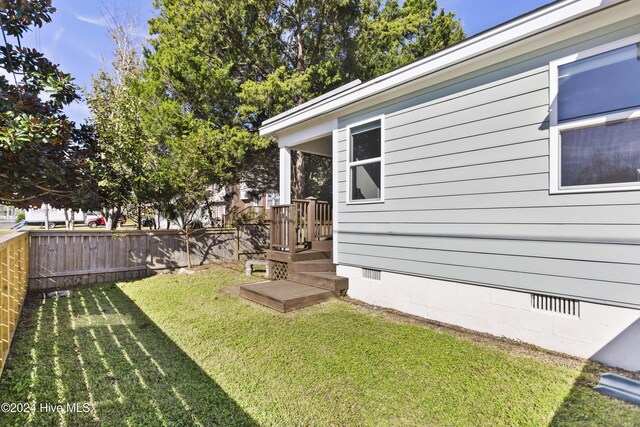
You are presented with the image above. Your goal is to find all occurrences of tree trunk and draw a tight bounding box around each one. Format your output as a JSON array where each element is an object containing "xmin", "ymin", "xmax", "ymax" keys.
[
  {"xmin": 205, "ymin": 199, "xmax": 214, "ymax": 228},
  {"xmin": 114, "ymin": 206, "xmax": 122, "ymax": 229},
  {"xmin": 289, "ymin": 8, "xmax": 306, "ymax": 200},
  {"xmin": 64, "ymin": 209, "xmax": 74, "ymax": 230},
  {"xmin": 44, "ymin": 204, "xmax": 50, "ymax": 229},
  {"xmin": 295, "ymin": 14, "xmax": 304, "ymax": 72},
  {"xmin": 184, "ymin": 225, "xmax": 191, "ymax": 269},
  {"xmin": 105, "ymin": 207, "xmax": 113, "ymax": 230},
  {"xmin": 292, "ymin": 150, "xmax": 305, "ymax": 199}
]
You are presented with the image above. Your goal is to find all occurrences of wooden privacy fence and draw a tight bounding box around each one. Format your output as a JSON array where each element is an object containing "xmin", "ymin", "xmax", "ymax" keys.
[
  {"xmin": 0, "ymin": 232, "xmax": 29, "ymax": 375},
  {"xmin": 28, "ymin": 225, "xmax": 269, "ymax": 292}
]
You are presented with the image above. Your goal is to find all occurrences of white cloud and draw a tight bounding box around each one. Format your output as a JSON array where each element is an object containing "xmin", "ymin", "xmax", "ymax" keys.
[
  {"xmin": 75, "ymin": 14, "xmax": 108, "ymax": 27},
  {"xmin": 52, "ymin": 27, "xmax": 65, "ymax": 48}
]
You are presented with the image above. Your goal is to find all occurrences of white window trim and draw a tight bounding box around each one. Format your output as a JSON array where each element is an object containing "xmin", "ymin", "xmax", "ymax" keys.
[
  {"xmin": 346, "ymin": 115, "xmax": 385, "ymax": 204},
  {"xmin": 549, "ymin": 33, "xmax": 640, "ymax": 194}
]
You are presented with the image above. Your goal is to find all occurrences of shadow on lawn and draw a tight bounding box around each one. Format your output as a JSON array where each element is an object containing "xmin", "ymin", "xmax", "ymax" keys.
[
  {"xmin": 0, "ymin": 284, "xmax": 257, "ymax": 426},
  {"xmin": 549, "ymin": 320, "xmax": 640, "ymax": 426}
]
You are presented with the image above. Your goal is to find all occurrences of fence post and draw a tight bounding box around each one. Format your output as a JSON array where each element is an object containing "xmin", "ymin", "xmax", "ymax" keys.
[
  {"xmin": 146, "ymin": 233, "xmax": 151, "ymax": 277},
  {"xmin": 235, "ymin": 226, "xmax": 240, "ymax": 260}
]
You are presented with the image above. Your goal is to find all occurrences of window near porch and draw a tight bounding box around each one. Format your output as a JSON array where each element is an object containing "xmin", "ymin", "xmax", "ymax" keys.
[
  {"xmin": 550, "ymin": 36, "xmax": 640, "ymax": 193},
  {"xmin": 348, "ymin": 119, "xmax": 383, "ymax": 202}
]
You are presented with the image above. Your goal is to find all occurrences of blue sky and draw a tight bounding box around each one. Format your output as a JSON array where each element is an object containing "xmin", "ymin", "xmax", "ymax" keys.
[
  {"xmin": 13, "ymin": 0, "xmax": 552, "ymax": 124},
  {"xmin": 15, "ymin": 0, "xmax": 155, "ymax": 123},
  {"xmin": 438, "ymin": 0, "xmax": 554, "ymax": 36}
]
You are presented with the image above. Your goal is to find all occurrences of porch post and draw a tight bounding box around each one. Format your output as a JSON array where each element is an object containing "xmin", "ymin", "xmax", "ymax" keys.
[
  {"xmin": 279, "ymin": 147, "xmax": 291, "ymax": 204},
  {"xmin": 332, "ymin": 129, "xmax": 339, "ymax": 264}
]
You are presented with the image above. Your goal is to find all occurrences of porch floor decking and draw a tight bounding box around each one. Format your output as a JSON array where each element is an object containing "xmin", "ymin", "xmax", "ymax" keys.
[{"xmin": 239, "ymin": 280, "xmax": 335, "ymax": 312}]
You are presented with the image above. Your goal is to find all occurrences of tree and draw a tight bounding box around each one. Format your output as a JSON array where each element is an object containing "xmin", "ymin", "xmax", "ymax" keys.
[
  {"xmin": 0, "ymin": 0, "xmax": 88, "ymax": 207},
  {"xmin": 152, "ymin": 120, "xmax": 218, "ymax": 267},
  {"xmin": 86, "ymin": 13, "xmax": 148, "ymax": 230},
  {"xmin": 355, "ymin": 0, "xmax": 465, "ymax": 81},
  {"xmin": 148, "ymin": 0, "xmax": 465, "ymax": 199}
]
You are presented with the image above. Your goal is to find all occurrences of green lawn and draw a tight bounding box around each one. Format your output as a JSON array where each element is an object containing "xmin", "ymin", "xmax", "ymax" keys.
[{"xmin": 1, "ymin": 264, "xmax": 638, "ymax": 426}]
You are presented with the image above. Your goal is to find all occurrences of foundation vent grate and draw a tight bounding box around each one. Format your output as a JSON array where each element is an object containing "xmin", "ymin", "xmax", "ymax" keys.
[
  {"xmin": 531, "ymin": 293, "xmax": 580, "ymax": 317},
  {"xmin": 362, "ymin": 268, "xmax": 381, "ymax": 280}
]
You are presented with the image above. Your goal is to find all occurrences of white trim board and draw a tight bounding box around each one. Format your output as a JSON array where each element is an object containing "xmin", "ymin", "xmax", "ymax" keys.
[
  {"xmin": 332, "ymin": 129, "xmax": 339, "ymax": 264},
  {"xmin": 260, "ymin": 0, "xmax": 630, "ymax": 137}
]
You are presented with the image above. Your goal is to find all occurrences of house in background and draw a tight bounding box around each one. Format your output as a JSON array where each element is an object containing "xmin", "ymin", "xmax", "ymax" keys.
[
  {"xmin": 259, "ymin": 0, "xmax": 640, "ymax": 371},
  {"xmin": 213, "ymin": 184, "xmax": 279, "ymax": 226},
  {"xmin": 0, "ymin": 205, "xmax": 18, "ymax": 223}
]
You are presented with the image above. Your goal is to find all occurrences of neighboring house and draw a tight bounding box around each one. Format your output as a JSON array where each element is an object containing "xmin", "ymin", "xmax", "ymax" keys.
[
  {"xmin": 206, "ymin": 184, "xmax": 279, "ymax": 226},
  {"xmin": 0, "ymin": 205, "xmax": 18, "ymax": 223},
  {"xmin": 260, "ymin": 0, "xmax": 640, "ymax": 371},
  {"xmin": 236, "ymin": 183, "xmax": 280, "ymax": 210},
  {"xmin": 144, "ymin": 185, "xmax": 279, "ymax": 229}
]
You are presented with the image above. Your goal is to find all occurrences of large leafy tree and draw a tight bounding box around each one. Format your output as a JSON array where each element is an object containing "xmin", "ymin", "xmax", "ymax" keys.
[
  {"xmin": 147, "ymin": 0, "xmax": 465, "ymax": 199},
  {"xmin": 0, "ymin": 0, "xmax": 91, "ymax": 208},
  {"xmin": 355, "ymin": 0, "xmax": 465, "ymax": 80},
  {"xmin": 87, "ymin": 18, "xmax": 149, "ymax": 229}
]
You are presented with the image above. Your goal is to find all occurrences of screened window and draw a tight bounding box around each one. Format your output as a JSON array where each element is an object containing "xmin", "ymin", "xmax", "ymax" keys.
[
  {"xmin": 561, "ymin": 120, "xmax": 640, "ymax": 187},
  {"xmin": 348, "ymin": 119, "xmax": 383, "ymax": 202},
  {"xmin": 551, "ymin": 37, "xmax": 640, "ymax": 192}
]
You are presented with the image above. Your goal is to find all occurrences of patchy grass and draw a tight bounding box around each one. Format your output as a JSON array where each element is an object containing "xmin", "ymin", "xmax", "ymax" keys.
[{"xmin": 0, "ymin": 264, "xmax": 638, "ymax": 426}]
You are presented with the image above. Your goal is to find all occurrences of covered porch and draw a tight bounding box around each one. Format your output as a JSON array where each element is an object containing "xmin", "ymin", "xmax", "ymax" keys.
[
  {"xmin": 236, "ymin": 125, "xmax": 346, "ymax": 312},
  {"xmin": 270, "ymin": 129, "xmax": 335, "ymax": 260},
  {"xmin": 267, "ymin": 131, "xmax": 336, "ymax": 284},
  {"xmin": 241, "ymin": 86, "xmax": 354, "ymax": 311}
]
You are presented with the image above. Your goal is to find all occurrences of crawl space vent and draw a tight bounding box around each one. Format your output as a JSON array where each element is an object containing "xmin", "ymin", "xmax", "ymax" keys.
[
  {"xmin": 362, "ymin": 268, "xmax": 381, "ymax": 280},
  {"xmin": 531, "ymin": 293, "xmax": 580, "ymax": 317}
]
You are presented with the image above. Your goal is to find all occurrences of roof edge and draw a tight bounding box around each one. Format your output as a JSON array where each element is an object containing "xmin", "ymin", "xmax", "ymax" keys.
[{"xmin": 260, "ymin": 0, "xmax": 625, "ymax": 137}]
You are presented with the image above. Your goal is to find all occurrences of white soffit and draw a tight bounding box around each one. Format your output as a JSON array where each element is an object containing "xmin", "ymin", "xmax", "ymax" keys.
[{"xmin": 259, "ymin": 0, "xmax": 631, "ymax": 137}]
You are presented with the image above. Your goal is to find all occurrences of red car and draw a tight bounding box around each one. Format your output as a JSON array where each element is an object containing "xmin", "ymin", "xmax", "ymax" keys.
[{"xmin": 84, "ymin": 213, "xmax": 126, "ymax": 228}]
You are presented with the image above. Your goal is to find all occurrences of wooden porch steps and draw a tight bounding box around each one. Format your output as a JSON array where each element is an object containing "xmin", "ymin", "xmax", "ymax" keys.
[
  {"xmin": 290, "ymin": 258, "xmax": 336, "ymax": 273},
  {"xmin": 244, "ymin": 196, "xmax": 341, "ymax": 312},
  {"xmin": 311, "ymin": 240, "xmax": 332, "ymax": 251},
  {"xmin": 287, "ymin": 271, "xmax": 348, "ymax": 292},
  {"xmin": 266, "ymin": 249, "xmax": 331, "ymax": 263},
  {"xmin": 240, "ymin": 245, "xmax": 348, "ymax": 312},
  {"xmin": 239, "ymin": 280, "xmax": 335, "ymax": 313}
]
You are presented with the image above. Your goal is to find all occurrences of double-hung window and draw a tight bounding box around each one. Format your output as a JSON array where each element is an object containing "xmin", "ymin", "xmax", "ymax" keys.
[
  {"xmin": 549, "ymin": 35, "xmax": 640, "ymax": 193},
  {"xmin": 347, "ymin": 118, "xmax": 384, "ymax": 203}
]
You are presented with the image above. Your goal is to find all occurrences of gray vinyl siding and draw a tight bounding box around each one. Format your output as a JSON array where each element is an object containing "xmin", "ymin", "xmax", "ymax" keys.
[{"xmin": 335, "ymin": 17, "xmax": 640, "ymax": 309}]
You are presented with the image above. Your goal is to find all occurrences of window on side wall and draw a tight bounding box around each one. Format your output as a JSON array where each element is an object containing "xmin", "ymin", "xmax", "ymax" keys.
[
  {"xmin": 347, "ymin": 118, "xmax": 384, "ymax": 203},
  {"xmin": 549, "ymin": 35, "xmax": 640, "ymax": 193}
]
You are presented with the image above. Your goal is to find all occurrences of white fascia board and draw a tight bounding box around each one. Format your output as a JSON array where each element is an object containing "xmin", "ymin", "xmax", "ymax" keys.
[
  {"xmin": 259, "ymin": 0, "xmax": 626, "ymax": 137},
  {"xmin": 276, "ymin": 116, "xmax": 338, "ymax": 148}
]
